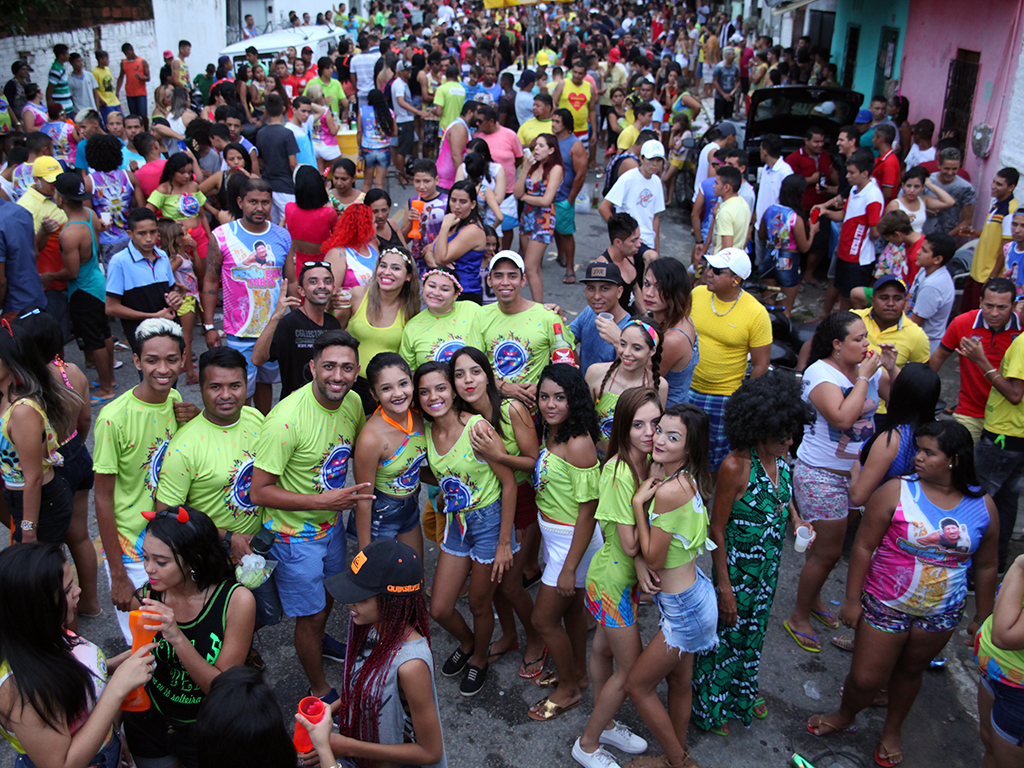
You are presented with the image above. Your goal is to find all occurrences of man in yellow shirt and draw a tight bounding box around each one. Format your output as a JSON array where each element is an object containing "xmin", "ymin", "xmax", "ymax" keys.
[
  {"xmin": 689, "ymin": 247, "xmax": 772, "ymax": 470},
  {"xmin": 92, "ymin": 50, "xmax": 121, "ymax": 127},
  {"xmin": 965, "ymin": 167, "xmax": 1018, "ymax": 311},
  {"xmin": 707, "ymin": 165, "xmax": 751, "ymax": 255},
  {"xmin": 517, "ymin": 92, "xmax": 554, "ymax": 148},
  {"xmin": 616, "ymin": 101, "xmax": 653, "ymax": 151},
  {"xmin": 552, "ymin": 60, "xmax": 597, "ymax": 149}
]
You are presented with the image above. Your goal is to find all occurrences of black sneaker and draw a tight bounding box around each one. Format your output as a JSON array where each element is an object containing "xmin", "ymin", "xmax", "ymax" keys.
[
  {"xmin": 460, "ymin": 663, "xmax": 488, "ymax": 696},
  {"xmin": 321, "ymin": 633, "xmax": 347, "ymax": 662},
  {"xmin": 442, "ymin": 646, "xmax": 471, "ymax": 677}
]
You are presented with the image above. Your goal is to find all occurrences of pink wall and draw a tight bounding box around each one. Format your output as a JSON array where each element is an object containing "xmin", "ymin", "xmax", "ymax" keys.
[{"xmin": 899, "ymin": 0, "xmax": 1024, "ymax": 226}]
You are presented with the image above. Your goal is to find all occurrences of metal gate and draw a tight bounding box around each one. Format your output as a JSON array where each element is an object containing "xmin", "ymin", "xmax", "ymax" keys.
[{"xmin": 941, "ymin": 53, "xmax": 980, "ymax": 151}]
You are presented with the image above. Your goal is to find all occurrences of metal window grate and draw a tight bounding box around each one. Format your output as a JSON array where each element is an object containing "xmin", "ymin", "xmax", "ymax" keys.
[{"xmin": 941, "ymin": 55, "xmax": 980, "ymax": 153}]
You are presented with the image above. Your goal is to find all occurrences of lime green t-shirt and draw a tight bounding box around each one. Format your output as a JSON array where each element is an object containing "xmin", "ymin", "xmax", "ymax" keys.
[
  {"xmin": 155, "ymin": 407, "xmax": 265, "ymax": 535},
  {"xmin": 596, "ymin": 389, "xmax": 619, "ymax": 442},
  {"xmin": 254, "ymin": 385, "xmax": 365, "ymax": 542},
  {"xmin": 585, "ymin": 458, "xmax": 639, "ymax": 600},
  {"xmin": 498, "ymin": 398, "xmax": 531, "ymax": 485},
  {"xmin": 399, "ymin": 301, "xmax": 484, "ymax": 369},
  {"xmin": 93, "ymin": 388, "xmax": 183, "ymax": 563},
  {"xmin": 434, "ymin": 80, "xmax": 466, "ymax": 129},
  {"xmin": 374, "ymin": 426, "xmax": 427, "ymax": 498},
  {"xmin": 533, "ymin": 446, "xmax": 600, "ymax": 526},
  {"xmin": 480, "ymin": 302, "xmax": 576, "ymax": 386},
  {"xmin": 984, "ymin": 333, "xmax": 1024, "ymax": 437},
  {"xmin": 426, "ymin": 415, "xmax": 501, "ymax": 517},
  {"xmin": 306, "ymin": 77, "xmax": 346, "ymax": 114},
  {"xmin": 650, "ymin": 490, "xmax": 711, "ymax": 569}
]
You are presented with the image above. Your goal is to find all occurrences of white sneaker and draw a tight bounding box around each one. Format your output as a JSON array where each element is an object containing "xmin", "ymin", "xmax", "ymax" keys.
[
  {"xmin": 572, "ymin": 738, "xmax": 623, "ymax": 768},
  {"xmin": 599, "ymin": 721, "xmax": 648, "ymax": 754}
]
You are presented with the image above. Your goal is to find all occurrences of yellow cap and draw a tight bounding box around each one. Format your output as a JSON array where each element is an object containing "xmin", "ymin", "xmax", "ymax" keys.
[
  {"xmin": 536, "ymin": 52, "xmax": 550, "ymax": 66},
  {"xmin": 32, "ymin": 156, "xmax": 62, "ymax": 183}
]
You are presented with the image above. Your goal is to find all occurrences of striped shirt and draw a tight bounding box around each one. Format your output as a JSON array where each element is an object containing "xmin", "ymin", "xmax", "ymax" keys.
[{"xmin": 48, "ymin": 60, "xmax": 72, "ymax": 111}]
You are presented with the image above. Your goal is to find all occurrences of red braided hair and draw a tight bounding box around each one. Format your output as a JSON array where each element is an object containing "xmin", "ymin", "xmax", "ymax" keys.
[
  {"xmin": 323, "ymin": 203, "xmax": 375, "ymax": 252},
  {"xmin": 339, "ymin": 591, "xmax": 431, "ymax": 767}
]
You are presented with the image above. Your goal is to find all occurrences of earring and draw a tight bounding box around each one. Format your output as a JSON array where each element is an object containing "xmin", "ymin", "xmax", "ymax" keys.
[{"xmin": 190, "ymin": 570, "xmax": 197, "ymax": 581}]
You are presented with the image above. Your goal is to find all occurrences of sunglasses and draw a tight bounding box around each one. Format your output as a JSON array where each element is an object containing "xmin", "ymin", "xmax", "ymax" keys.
[
  {"xmin": 708, "ymin": 266, "xmax": 731, "ymax": 276},
  {"xmin": 300, "ymin": 260, "xmax": 332, "ymax": 274}
]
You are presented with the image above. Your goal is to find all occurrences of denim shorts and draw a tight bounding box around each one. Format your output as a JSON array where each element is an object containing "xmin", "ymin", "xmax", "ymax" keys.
[
  {"xmin": 761, "ymin": 249, "xmax": 801, "ymax": 288},
  {"xmin": 6, "ymin": 475, "xmax": 73, "ymax": 544},
  {"xmin": 224, "ymin": 335, "xmax": 281, "ymax": 399},
  {"xmin": 346, "ymin": 490, "xmax": 421, "ymax": 540},
  {"xmin": 440, "ymin": 498, "xmax": 520, "ymax": 564},
  {"xmin": 269, "ymin": 517, "xmax": 347, "ymax": 617},
  {"xmin": 15, "ymin": 726, "xmax": 121, "ymax": 768},
  {"xmin": 860, "ymin": 590, "xmax": 964, "ymax": 634},
  {"xmin": 654, "ymin": 568, "xmax": 719, "ymax": 654},
  {"xmin": 981, "ymin": 675, "xmax": 1024, "ymax": 746},
  {"xmin": 363, "ymin": 148, "xmax": 391, "ymax": 168},
  {"xmin": 793, "ymin": 460, "xmax": 850, "ymax": 522}
]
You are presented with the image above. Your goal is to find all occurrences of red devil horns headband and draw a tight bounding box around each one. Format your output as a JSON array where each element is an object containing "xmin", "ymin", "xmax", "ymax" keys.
[{"xmin": 141, "ymin": 507, "xmax": 190, "ymax": 523}]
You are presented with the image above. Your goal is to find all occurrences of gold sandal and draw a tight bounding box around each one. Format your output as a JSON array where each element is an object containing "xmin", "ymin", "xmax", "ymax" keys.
[{"xmin": 526, "ymin": 695, "xmax": 579, "ymax": 721}]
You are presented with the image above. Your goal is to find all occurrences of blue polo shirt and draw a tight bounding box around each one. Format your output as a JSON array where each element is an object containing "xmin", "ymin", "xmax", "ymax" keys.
[
  {"xmin": 570, "ymin": 305, "xmax": 632, "ymax": 372},
  {"xmin": 105, "ymin": 240, "xmax": 175, "ymax": 351},
  {"xmin": 0, "ymin": 199, "xmax": 46, "ymax": 314}
]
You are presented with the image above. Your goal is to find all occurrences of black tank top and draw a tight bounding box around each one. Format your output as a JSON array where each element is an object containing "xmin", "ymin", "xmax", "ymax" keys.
[
  {"xmin": 597, "ymin": 248, "xmax": 646, "ymax": 313},
  {"xmin": 377, "ymin": 222, "xmax": 405, "ymax": 251},
  {"xmin": 145, "ymin": 581, "xmax": 239, "ymax": 723}
]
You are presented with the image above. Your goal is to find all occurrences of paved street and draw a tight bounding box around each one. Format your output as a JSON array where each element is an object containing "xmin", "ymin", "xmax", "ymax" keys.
[{"xmin": 0, "ymin": 171, "xmax": 1008, "ymax": 768}]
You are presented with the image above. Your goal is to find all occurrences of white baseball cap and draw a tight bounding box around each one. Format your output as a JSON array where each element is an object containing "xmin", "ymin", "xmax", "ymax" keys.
[
  {"xmin": 640, "ymin": 140, "xmax": 665, "ymax": 159},
  {"xmin": 490, "ymin": 250, "xmax": 525, "ymax": 273},
  {"xmin": 706, "ymin": 247, "xmax": 751, "ymax": 279}
]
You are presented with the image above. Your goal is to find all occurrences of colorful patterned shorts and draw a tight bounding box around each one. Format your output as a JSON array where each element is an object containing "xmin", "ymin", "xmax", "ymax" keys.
[
  {"xmin": 793, "ymin": 460, "xmax": 851, "ymax": 522},
  {"xmin": 861, "ymin": 590, "xmax": 964, "ymax": 634}
]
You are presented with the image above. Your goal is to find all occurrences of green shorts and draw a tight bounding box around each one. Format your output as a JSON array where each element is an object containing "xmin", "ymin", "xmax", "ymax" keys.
[{"xmin": 554, "ymin": 199, "xmax": 576, "ymax": 235}]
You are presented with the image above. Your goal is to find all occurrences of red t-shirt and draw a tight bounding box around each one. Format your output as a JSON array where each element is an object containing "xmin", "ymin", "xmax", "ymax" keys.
[
  {"xmin": 785, "ymin": 146, "xmax": 832, "ymax": 209},
  {"xmin": 904, "ymin": 235, "xmax": 925, "ymax": 287},
  {"xmin": 940, "ymin": 309, "xmax": 1023, "ymax": 417},
  {"xmin": 920, "ymin": 160, "xmax": 971, "ymax": 182},
  {"xmin": 135, "ymin": 159, "xmax": 167, "ymax": 200},
  {"xmin": 872, "ymin": 149, "xmax": 901, "ymax": 204}
]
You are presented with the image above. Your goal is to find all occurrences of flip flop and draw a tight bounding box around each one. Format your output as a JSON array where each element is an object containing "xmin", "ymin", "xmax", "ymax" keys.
[
  {"xmin": 487, "ymin": 641, "xmax": 520, "ymax": 663},
  {"xmin": 783, "ymin": 620, "xmax": 821, "ymax": 653},
  {"xmin": 519, "ymin": 648, "xmax": 548, "ymax": 679},
  {"xmin": 874, "ymin": 741, "xmax": 902, "ymax": 767},
  {"xmin": 526, "ymin": 695, "xmax": 579, "ymax": 721},
  {"xmin": 752, "ymin": 697, "xmax": 767, "ymax": 719},
  {"xmin": 811, "ymin": 608, "xmax": 840, "ymax": 629},
  {"xmin": 562, "ymin": 274, "xmax": 576, "ymax": 284},
  {"xmin": 90, "ymin": 382, "xmax": 119, "ymax": 391},
  {"xmin": 522, "ymin": 571, "xmax": 542, "ymax": 589},
  {"xmin": 709, "ymin": 724, "xmax": 729, "ymax": 736},
  {"xmin": 90, "ymin": 394, "xmax": 117, "ymax": 404},
  {"xmin": 806, "ymin": 714, "xmax": 859, "ymax": 736},
  {"xmin": 113, "ymin": 340, "xmax": 131, "ymax": 351}
]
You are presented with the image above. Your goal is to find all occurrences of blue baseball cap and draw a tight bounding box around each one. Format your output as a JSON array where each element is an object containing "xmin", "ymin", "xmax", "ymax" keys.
[{"xmin": 873, "ymin": 274, "xmax": 906, "ymax": 292}]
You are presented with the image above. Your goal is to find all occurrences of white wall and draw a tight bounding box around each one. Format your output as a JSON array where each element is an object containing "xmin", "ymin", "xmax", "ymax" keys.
[
  {"xmin": 0, "ymin": 20, "xmax": 158, "ymax": 109},
  {"xmin": 152, "ymin": 0, "xmax": 228, "ymax": 79},
  {"xmin": 999, "ymin": 29, "xmax": 1024, "ymax": 176}
]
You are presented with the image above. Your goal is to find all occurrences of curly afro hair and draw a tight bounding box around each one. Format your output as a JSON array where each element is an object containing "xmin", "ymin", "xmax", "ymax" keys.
[
  {"xmin": 723, "ymin": 370, "xmax": 812, "ymax": 451},
  {"xmin": 83, "ymin": 133, "xmax": 125, "ymax": 173},
  {"xmin": 323, "ymin": 202, "xmax": 375, "ymax": 251}
]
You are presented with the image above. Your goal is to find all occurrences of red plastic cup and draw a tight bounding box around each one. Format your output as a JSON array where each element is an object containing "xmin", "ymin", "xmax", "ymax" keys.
[
  {"xmin": 292, "ymin": 696, "xmax": 327, "ymax": 753},
  {"xmin": 121, "ymin": 610, "xmax": 158, "ymax": 712},
  {"xmin": 810, "ymin": 207, "xmax": 821, "ymax": 224}
]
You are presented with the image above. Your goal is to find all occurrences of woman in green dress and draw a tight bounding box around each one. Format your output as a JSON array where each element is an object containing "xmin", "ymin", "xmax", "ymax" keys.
[{"xmin": 692, "ymin": 371, "xmax": 814, "ymax": 734}]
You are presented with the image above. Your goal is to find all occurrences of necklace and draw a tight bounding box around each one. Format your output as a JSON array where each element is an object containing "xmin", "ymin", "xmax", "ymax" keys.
[
  {"xmin": 377, "ymin": 406, "xmax": 413, "ymax": 435},
  {"xmin": 711, "ymin": 288, "xmax": 742, "ymax": 317}
]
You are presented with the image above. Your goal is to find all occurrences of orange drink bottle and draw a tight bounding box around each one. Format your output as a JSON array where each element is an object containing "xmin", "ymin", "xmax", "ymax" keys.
[
  {"xmin": 121, "ymin": 610, "xmax": 158, "ymax": 711},
  {"xmin": 409, "ymin": 199, "xmax": 425, "ymax": 239}
]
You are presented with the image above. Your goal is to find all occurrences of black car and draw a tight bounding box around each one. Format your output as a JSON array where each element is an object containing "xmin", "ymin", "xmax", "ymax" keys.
[{"xmin": 744, "ymin": 85, "xmax": 864, "ymax": 171}]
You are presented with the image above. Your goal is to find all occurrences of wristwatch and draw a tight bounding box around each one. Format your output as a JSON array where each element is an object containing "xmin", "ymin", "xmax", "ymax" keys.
[
  {"xmin": 20, "ymin": 520, "xmax": 36, "ymax": 531},
  {"xmin": 203, "ymin": 324, "xmax": 216, "ymax": 332}
]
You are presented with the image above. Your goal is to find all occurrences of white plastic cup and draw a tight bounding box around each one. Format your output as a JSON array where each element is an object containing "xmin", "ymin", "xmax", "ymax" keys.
[
  {"xmin": 598, "ymin": 312, "xmax": 614, "ymax": 322},
  {"xmin": 794, "ymin": 526, "xmax": 812, "ymax": 553},
  {"xmin": 100, "ymin": 212, "xmax": 112, "ymax": 227}
]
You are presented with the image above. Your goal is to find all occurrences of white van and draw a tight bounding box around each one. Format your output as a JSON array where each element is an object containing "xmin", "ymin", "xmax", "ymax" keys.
[{"xmin": 219, "ymin": 26, "xmax": 343, "ymax": 73}]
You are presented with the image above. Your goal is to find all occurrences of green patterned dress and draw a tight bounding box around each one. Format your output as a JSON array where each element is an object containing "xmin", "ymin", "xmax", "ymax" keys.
[{"xmin": 691, "ymin": 449, "xmax": 793, "ymax": 729}]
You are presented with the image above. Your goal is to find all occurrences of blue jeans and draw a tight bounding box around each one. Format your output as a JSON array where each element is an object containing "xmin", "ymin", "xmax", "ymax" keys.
[{"xmin": 126, "ymin": 95, "xmax": 147, "ymax": 119}]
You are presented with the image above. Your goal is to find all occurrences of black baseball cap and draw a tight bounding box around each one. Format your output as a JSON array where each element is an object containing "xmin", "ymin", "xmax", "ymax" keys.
[
  {"xmin": 55, "ymin": 172, "xmax": 91, "ymax": 201},
  {"xmin": 324, "ymin": 539, "xmax": 422, "ymax": 603},
  {"xmin": 580, "ymin": 261, "xmax": 623, "ymax": 286}
]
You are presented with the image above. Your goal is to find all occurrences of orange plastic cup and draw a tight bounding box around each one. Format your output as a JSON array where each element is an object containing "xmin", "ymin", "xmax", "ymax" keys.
[
  {"xmin": 121, "ymin": 610, "xmax": 158, "ymax": 712},
  {"xmin": 292, "ymin": 696, "xmax": 327, "ymax": 753},
  {"xmin": 409, "ymin": 199, "xmax": 425, "ymax": 240}
]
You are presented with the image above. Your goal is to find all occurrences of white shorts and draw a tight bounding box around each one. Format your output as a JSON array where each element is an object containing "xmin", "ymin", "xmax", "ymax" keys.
[
  {"xmin": 104, "ymin": 558, "xmax": 149, "ymax": 644},
  {"xmin": 271, "ymin": 191, "xmax": 295, "ymax": 225},
  {"xmin": 702, "ymin": 68, "xmax": 714, "ymax": 84},
  {"xmin": 539, "ymin": 514, "xmax": 604, "ymax": 589},
  {"xmin": 314, "ymin": 142, "xmax": 341, "ymax": 161}
]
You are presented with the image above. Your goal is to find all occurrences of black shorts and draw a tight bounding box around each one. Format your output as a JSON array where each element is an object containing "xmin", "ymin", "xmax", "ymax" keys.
[
  {"xmin": 809, "ymin": 224, "xmax": 831, "ymax": 256},
  {"xmin": 57, "ymin": 433, "xmax": 94, "ymax": 493},
  {"xmin": 740, "ymin": 76, "xmax": 750, "ymax": 93},
  {"xmin": 6, "ymin": 475, "xmax": 73, "ymax": 544},
  {"xmin": 123, "ymin": 707, "xmax": 198, "ymax": 768},
  {"xmin": 834, "ymin": 259, "xmax": 873, "ymax": 298},
  {"xmin": 69, "ymin": 290, "xmax": 111, "ymax": 351},
  {"xmin": 396, "ymin": 121, "xmax": 415, "ymax": 156}
]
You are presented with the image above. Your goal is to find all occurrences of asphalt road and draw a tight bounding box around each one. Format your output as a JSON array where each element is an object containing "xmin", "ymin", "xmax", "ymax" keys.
[{"xmin": 0, "ymin": 170, "xmax": 1009, "ymax": 768}]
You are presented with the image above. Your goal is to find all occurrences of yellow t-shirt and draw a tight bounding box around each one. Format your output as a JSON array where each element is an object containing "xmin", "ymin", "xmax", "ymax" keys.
[
  {"xmin": 984, "ymin": 332, "xmax": 1024, "ymax": 437},
  {"xmin": 712, "ymin": 195, "xmax": 751, "ymax": 253},
  {"xmin": 853, "ymin": 309, "xmax": 931, "ymax": 415},
  {"xmin": 690, "ymin": 286, "xmax": 773, "ymax": 396},
  {"xmin": 617, "ymin": 123, "xmax": 640, "ymax": 151},
  {"xmin": 559, "ymin": 79, "xmax": 593, "ymax": 134},
  {"xmin": 972, "ymin": 197, "xmax": 1019, "ymax": 283},
  {"xmin": 93, "ymin": 66, "xmax": 119, "ymax": 107},
  {"xmin": 517, "ymin": 118, "xmax": 553, "ymax": 148}
]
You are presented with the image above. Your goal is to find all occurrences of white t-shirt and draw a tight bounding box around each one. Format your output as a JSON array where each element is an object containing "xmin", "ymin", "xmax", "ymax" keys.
[
  {"xmin": 351, "ymin": 52, "xmax": 381, "ymax": 100},
  {"xmin": 903, "ymin": 143, "xmax": 936, "ymax": 170},
  {"xmin": 796, "ymin": 359, "xmax": 881, "ymax": 472},
  {"xmin": 604, "ymin": 166, "xmax": 665, "ymax": 246},
  {"xmin": 391, "ymin": 77, "xmax": 413, "ymax": 123},
  {"xmin": 692, "ymin": 140, "xmax": 721, "ymax": 202},
  {"xmin": 907, "ymin": 267, "xmax": 955, "ymax": 352},
  {"xmin": 436, "ymin": 4, "xmax": 455, "ymax": 23},
  {"xmin": 755, "ymin": 156, "xmax": 795, "ymax": 225}
]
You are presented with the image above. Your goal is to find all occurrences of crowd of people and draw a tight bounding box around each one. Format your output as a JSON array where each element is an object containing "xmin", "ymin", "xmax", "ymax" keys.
[{"xmin": 0, "ymin": 2, "xmax": 1022, "ymax": 768}]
